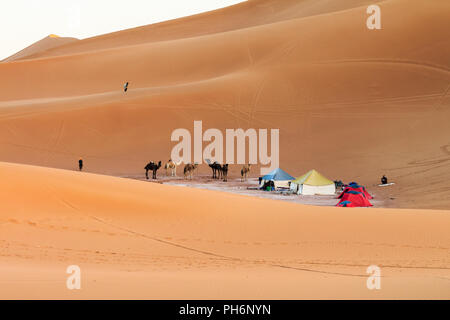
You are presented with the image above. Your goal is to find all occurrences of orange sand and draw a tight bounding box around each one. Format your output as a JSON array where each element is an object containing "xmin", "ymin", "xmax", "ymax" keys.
[
  {"xmin": 0, "ymin": 0, "xmax": 449, "ymax": 209},
  {"xmin": 0, "ymin": 162, "xmax": 449, "ymax": 299}
]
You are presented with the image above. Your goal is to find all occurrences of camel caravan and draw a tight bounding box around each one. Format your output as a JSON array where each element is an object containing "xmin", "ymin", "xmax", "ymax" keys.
[
  {"xmin": 143, "ymin": 158, "xmax": 245, "ymax": 182},
  {"xmin": 143, "ymin": 160, "xmax": 331, "ymax": 193}
]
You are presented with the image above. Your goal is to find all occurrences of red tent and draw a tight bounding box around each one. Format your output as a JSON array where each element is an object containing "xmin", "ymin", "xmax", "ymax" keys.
[
  {"xmin": 338, "ymin": 187, "xmax": 373, "ymax": 200},
  {"xmin": 336, "ymin": 192, "xmax": 373, "ymax": 207}
]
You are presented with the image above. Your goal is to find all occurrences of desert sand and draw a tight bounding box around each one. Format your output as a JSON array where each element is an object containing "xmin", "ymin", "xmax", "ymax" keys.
[
  {"xmin": 0, "ymin": 0, "xmax": 449, "ymax": 299},
  {"xmin": 0, "ymin": 162, "xmax": 449, "ymax": 299},
  {"xmin": 0, "ymin": 0, "xmax": 448, "ymax": 209}
]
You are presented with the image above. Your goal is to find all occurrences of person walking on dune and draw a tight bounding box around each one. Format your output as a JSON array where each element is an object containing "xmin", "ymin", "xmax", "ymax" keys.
[
  {"xmin": 78, "ymin": 158, "xmax": 83, "ymax": 171},
  {"xmin": 124, "ymin": 82, "xmax": 129, "ymax": 92}
]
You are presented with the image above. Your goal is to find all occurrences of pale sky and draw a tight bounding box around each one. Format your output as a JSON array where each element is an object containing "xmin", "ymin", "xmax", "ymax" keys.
[{"xmin": 0, "ymin": 0, "xmax": 245, "ymax": 60}]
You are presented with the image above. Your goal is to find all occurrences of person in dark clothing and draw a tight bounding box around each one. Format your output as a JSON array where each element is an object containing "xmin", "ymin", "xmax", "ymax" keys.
[
  {"xmin": 270, "ymin": 180, "xmax": 275, "ymax": 191},
  {"xmin": 124, "ymin": 82, "xmax": 129, "ymax": 92},
  {"xmin": 78, "ymin": 158, "xmax": 83, "ymax": 171},
  {"xmin": 381, "ymin": 175, "xmax": 388, "ymax": 185}
]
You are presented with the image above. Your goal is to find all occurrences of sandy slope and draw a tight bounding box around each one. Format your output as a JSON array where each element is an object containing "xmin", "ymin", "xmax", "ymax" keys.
[
  {"xmin": 0, "ymin": 162, "xmax": 449, "ymax": 299},
  {"xmin": 2, "ymin": 35, "xmax": 78, "ymax": 62},
  {"xmin": 23, "ymin": 0, "xmax": 385, "ymax": 60},
  {"xmin": 0, "ymin": 0, "xmax": 448, "ymax": 209}
]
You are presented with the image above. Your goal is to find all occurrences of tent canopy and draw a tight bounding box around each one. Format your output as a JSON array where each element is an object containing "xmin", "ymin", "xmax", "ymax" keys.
[
  {"xmin": 337, "ymin": 192, "xmax": 372, "ymax": 207},
  {"xmin": 261, "ymin": 168, "xmax": 294, "ymax": 181},
  {"xmin": 293, "ymin": 169, "xmax": 334, "ymax": 186},
  {"xmin": 291, "ymin": 169, "xmax": 335, "ymax": 195},
  {"xmin": 338, "ymin": 186, "xmax": 373, "ymax": 200}
]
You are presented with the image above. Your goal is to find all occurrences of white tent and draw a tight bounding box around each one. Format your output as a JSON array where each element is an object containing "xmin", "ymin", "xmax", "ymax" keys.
[{"xmin": 292, "ymin": 169, "xmax": 336, "ymax": 195}]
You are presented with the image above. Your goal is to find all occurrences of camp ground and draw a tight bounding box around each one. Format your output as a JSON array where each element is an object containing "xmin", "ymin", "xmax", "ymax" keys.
[
  {"xmin": 256, "ymin": 169, "xmax": 375, "ymax": 207},
  {"xmin": 134, "ymin": 164, "xmax": 380, "ymax": 208}
]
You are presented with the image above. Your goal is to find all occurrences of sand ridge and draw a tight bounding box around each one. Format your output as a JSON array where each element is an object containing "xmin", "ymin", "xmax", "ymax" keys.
[{"xmin": 2, "ymin": 35, "xmax": 78, "ymax": 63}]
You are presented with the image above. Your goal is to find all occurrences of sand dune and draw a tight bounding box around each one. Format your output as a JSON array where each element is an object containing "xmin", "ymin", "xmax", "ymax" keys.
[
  {"xmin": 22, "ymin": 0, "xmax": 385, "ymax": 60},
  {"xmin": 0, "ymin": 162, "xmax": 449, "ymax": 299},
  {"xmin": 2, "ymin": 35, "xmax": 78, "ymax": 62},
  {"xmin": 0, "ymin": 0, "xmax": 448, "ymax": 208},
  {"xmin": 0, "ymin": 0, "xmax": 449, "ymax": 299}
]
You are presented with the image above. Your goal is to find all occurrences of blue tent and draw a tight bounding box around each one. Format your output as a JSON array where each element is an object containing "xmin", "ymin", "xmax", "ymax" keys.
[{"xmin": 261, "ymin": 168, "xmax": 294, "ymax": 189}]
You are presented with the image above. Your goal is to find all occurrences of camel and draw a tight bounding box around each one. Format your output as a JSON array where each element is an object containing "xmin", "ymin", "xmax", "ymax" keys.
[
  {"xmin": 206, "ymin": 159, "xmax": 229, "ymax": 180},
  {"xmin": 221, "ymin": 164, "xmax": 229, "ymax": 182},
  {"xmin": 241, "ymin": 164, "xmax": 251, "ymax": 181},
  {"xmin": 217, "ymin": 164, "xmax": 223, "ymax": 180},
  {"xmin": 164, "ymin": 159, "xmax": 181, "ymax": 177},
  {"xmin": 144, "ymin": 161, "xmax": 162, "ymax": 180},
  {"xmin": 207, "ymin": 160, "xmax": 222, "ymax": 179},
  {"xmin": 183, "ymin": 163, "xmax": 198, "ymax": 180}
]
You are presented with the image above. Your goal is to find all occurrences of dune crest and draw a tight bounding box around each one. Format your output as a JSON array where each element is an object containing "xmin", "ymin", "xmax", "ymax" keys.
[
  {"xmin": 2, "ymin": 35, "xmax": 78, "ymax": 63},
  {"xmin": 22, "ymin": 0, "xmax": 386, "ymax": 60}
]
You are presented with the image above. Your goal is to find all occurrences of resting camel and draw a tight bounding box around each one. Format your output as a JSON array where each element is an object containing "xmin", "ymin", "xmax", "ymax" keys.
[
  {"xmin": 183, "ymin": 163, "xmax": 198, "ymax": 180},
  {"xmin": 145, "ymin": 161, "xmax": 162, "ymax": 180},
  {"xmin": 164, "ymin": 159, "xmax": 180, "ymax": 177},
  {"xmin": 241, "ymin": 164, "xmax": 251, "ymax": 181}
]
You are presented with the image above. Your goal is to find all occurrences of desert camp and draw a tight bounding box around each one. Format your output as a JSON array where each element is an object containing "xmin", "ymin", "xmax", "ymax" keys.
[{"xmin": 141, "ymin": 161, "xmax": 375, "ymax": 208}]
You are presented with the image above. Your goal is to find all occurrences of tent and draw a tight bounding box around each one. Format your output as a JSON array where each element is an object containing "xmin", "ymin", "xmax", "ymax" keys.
[
  {"xmin": 260, "ymin": 168, "xmax": 294, "ymax": 189},
  {"xmin": 338, "ymin": 186, "xmax": 373, "ymax": 200},
  {"xmin": 336, "ymin": 191, "xmax": 373, "ymax": 207},
  {"xmin": 291, "ymin": 169, "xmax": 336, "ymax": 195}
]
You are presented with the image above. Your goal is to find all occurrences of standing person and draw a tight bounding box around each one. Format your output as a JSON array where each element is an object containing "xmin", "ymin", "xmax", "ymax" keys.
[
  {"xmin": 124, "ymin": 82, "xmax": 129, "ymax": 92},
  {"xmin": 79, "ymin": 158, "xmax": 83, "ymax": 171}
]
